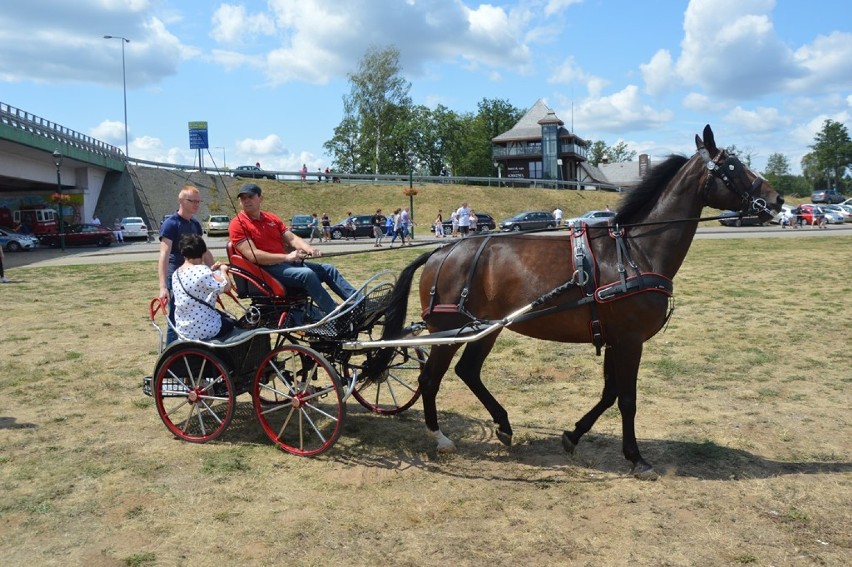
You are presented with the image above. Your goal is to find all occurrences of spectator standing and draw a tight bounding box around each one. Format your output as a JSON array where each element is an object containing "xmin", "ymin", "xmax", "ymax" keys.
[
  {"xmin": 457, "ymin": 202, "xmax": 471, "ymax": 237},
  {"xmin": 401, "ymin": 207, "xmax": 413, "ymax": 241},
  {"xmin": 434, "ymin": 209, "xmax": 445, "ymax": 237},
  {"xmin": 316, "ymin": 168, "xmax": 322, "ymax": 182},
  {"xmin": 385, "ymin": 213, "xmax": 394, "ymax": 238},
  {"xmin": 91, "ymin": 215, "xmax": 101, "ymax": 226},
  {"xmin": 553, "ymin": 207, "xmax": 563, "ymax": 226},
  {"xmin": 308, "ymin": 213, "xmax": 322, "ymax": 244},
  {"xmin": 158, "ymin": 185, "xmax": 215, "ymax": 344},
  {"xmin": 389, "ymin": 208, "xmax": 407, "ymax": 247},
  {"xmin": 371, "ymin": 208, "xmax": 385, "ymax": 247},
  {"xmin": 343, "ymin": 212, "xmax": 356, "ymax": 240},
  {"xmin": 321, "ymin": 212, "xmax": 331, "ymax": 242},
  {"xmin": 450, "ymin": 209, "xmax": 459, "ymax": 237},
  {"xmin": 300, "ymin": 164, "xmax": 308, "ymax": 182},
  {"xmin": 0, "ymin": 244, "xmax": 7, "ymax": 283},
  {"xmin": 324, "ymin": 167, "xmax": 330, "ymax": 182},
  {"xmin": 113, "ymin": 218, "xmax": 124, "ymax": 243}
]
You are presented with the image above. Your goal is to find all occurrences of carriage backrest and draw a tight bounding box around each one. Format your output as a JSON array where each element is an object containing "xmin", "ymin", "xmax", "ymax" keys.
[{"xmin": 226, "ymin": 241, "xmax": 287, "ymax": 299}]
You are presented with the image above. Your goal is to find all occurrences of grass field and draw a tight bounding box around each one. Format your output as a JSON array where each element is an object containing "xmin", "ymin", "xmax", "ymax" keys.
[{"xmin": 1, "ymin": 232, "xmax": 850, "ymax": 566}]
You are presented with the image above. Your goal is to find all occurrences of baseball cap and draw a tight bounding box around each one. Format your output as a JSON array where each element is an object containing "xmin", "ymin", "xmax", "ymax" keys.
[{"xmin": 237, "ymin": 183, "xmax": 262, "ymax": 197}]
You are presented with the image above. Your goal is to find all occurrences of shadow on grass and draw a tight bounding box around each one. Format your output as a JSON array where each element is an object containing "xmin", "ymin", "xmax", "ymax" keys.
[{"xmin": 212, "ymin": 401, "xmax": 851, "ymax": 482}]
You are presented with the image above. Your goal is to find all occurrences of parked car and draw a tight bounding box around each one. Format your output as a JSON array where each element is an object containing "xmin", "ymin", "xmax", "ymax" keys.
[
  {"xmin": 289, "ymin": 214, "xmax": 313, "ymax": 237},
  {"xmin": 432, "ymin": 212, "xmax": 496, "ymax": 234},
  {"xmin": 819, "ymin": 204, "xmax": 852, "ymax": 223},
  {"xmin": 231, "ymin": 165, "xmax": 275, "ymax": 180},
  {"xmin": 564, "ymin": 210, "xmax": 616, "ymax": 228},
  {"xmin": 120, "ymin": 217, "xmax": 148, "ymax": 239},
  {"xmin": 498, "ymin": 211, "xmax": 556, "ymax": 232},
  {"xmin": 41, "ymin": 224, "xmax": 115, "ymax": 247},
  {"xmin": 329, "ymin": 214, "xmax": 379, "ymax": 240},
  {"xmin": 205, "ymin": 214, "xmax": 231, "ymax": 236},
  {"xmin": 798, "ymin": 204, "xmax": 843, "ymax": 225},
  {"xmin": 770, "ymin": 203, "xmax": 795, "ymax": 224},
  {"xmin": 810, "ymin": 188, "xmax": 845, "ymax": 204},
  {"xmin": 0, "ymin": 227, "xmax": 39, "ymax": 251},
  {"xmin": 840, "ymin": 198, "xmax": 852, "ymax": 207},
  {"xmin": 718, "ymin": 210, "xmax": 765, "ymax": 227}
]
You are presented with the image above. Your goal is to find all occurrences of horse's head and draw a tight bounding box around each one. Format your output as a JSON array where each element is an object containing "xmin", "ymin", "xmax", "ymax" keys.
[{"xmin": 695, "ymin": 125, "xmax": 783, "ymax": 221}]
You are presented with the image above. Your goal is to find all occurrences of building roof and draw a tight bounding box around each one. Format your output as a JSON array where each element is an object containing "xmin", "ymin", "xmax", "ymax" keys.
[{"xmin": 492, "ymin": 99, "xmax": 584, "ymax": 143}]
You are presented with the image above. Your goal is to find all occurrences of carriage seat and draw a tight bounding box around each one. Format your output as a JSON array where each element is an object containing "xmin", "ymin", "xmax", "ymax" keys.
[{"xmin": 226, "ymin": 241, "xmax": 307, "ymax": 303}]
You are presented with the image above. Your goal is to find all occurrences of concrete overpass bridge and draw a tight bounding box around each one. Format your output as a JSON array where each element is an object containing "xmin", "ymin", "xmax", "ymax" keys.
[{"xmin": 0, "ymin": 101, "xmax": 249, "ymax": 236}]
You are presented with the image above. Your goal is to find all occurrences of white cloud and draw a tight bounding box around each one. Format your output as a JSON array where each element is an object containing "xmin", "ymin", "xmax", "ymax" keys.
[
  {"xmin": 676, "ymin": 0, "xmax": 797, "ymax": 98},
  {"xmin": 723, "ymin": 106, "xmax": 790, "ymax": 133},
  {"xmin": 545, "ymin": 0, "xmax": 585, "ymax": 17},
  {"xmin": 787, "ymin": 31, "xmax": 852, "ymax": 93},
  {"xmin": 90, "ymin": 120, "xmax": 128, "ymax": 148},
  {"xmin": 576, "ymin": 85, "xmax": 673, "ymax": 133},
  {"xmin": 237, "ymin": 134, "xmax": 287, "ymax": 157},
  {"xmin": 211, "ymin": 4, "xmax": 275, "ymax": 44},
  {"xmin": 640, "ymin": 49, "xmax": 676, "ymax": 97}
]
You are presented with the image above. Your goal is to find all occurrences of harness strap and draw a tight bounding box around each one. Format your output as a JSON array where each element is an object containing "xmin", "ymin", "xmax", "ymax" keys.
[{"xmin": 456, "ymin": 235, "xmax": 492, "ymax": 317}]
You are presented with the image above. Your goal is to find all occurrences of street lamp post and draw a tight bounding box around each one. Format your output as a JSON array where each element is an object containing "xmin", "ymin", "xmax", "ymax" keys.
[
  {"xmin": 103, "ymin": 35, "xmax": 130, "ymax": 156},
  {"xmin": 52, "ymin": 150, "xmax": 65, "ymax": 251},
  {"xmin": 406, "ymin": 150, "xmax": 416, "ymax": 237}
]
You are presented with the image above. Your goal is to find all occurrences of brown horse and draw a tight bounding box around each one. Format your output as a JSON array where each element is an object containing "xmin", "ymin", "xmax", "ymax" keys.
[{"xmin": 368, "ymin": 125, "xmax": 783, "ymax": 479}]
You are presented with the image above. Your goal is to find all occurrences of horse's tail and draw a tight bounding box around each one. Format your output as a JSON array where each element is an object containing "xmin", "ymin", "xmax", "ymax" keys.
[{"xmin": 361, "ymin": 250, "xmax": 434, "ymax": 383}]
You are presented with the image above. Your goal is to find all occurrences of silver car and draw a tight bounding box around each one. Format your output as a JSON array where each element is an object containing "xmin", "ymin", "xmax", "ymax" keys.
[{"xmin": 0, "ymin": 227, "xmax": 39, "ymax": 251}]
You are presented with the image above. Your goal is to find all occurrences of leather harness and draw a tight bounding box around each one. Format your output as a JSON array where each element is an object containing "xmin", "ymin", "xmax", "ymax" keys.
[{"xmin": 423, "ymin": 227, "xmax": 674, "ymax": 356}]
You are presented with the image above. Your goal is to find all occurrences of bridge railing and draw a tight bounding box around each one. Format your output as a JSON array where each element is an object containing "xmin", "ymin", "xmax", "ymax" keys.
[{"xmin": 0, "ymin": 101, "xmax": 124, "ymax": 160}]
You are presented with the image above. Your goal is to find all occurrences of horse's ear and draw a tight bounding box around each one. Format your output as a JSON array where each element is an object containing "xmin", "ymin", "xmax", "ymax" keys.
[
  {"xmin": 702, "ymin": 124, "xmax": 717, "ymax": 154},
  {"xmin": 695, "ymin": 133, "xmax": 703, "ymax": 150}
]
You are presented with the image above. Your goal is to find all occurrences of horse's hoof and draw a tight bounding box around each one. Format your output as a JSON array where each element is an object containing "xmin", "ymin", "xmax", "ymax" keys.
[
  {"xmin": 631, "ymin": 463, "xmax": 659, "ymax": 481},
  {"xmin": 561, "ymin": 432, "xmax": 577, "ymax": 454},
  {"xmin": 427, "ymin": 428, "xmax": 457, "ymax": 453},
  {"xmin": 495, "ymin": 428, "xmax": 512, "ymax": 447}
]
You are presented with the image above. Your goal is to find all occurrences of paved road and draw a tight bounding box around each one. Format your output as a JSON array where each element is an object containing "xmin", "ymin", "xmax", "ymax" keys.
[{"xmin": 5, "ymin": 224, "xmax": 850, "ymax": 270}]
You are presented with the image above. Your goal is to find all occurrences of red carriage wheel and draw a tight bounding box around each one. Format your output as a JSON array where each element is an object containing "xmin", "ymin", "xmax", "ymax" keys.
[
  {"xmin": 253, "ymin": 345, "xmax": 344, "ymax": 456},
  {"xmin": 153, "ymin": 347, "xmax": 234, "ymax": 443},
  {"xmin": 350, "ymin": 346, "xmax": 425, "ymax": 415}
]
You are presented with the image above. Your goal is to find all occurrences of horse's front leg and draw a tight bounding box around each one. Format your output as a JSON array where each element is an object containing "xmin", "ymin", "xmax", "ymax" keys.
[
  {"xmin": 420, "ymin": 344, "xmax": 458, "ymax": 453},
  {"xmin": 562, "ymin": 341, "xmax": 657, "ymax": 479},
  {"xmin": 455, "ymin": 336, "xmax": 513, "ymax": 446}
]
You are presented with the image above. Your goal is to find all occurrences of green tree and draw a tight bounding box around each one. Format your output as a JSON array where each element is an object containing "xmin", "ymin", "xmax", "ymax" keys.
[
  {"xmin": 587, "ymin": 140, "xmax": 635, "ymax": 166},
  {"xmin": 340, "ymin": 45, "xmax": 412, "ymax": 175},
  {"xmin": 762, "ymin": 152, "xmax": 808, "ymax": 196},
  {"xmin": 607, "ymin": 141, "xmax": 636, "ymax": 163},
  {"xmin": 763, "ymin": 152, "xmax": 790, "ymax": 177},
  {"xmin": 807, "ymin": 119, "xmax": 852, "ymax": 191},
  {"xmin": 451, "ymin": 98, "xmax": 524, "ymax": 177},
  {"xmin": 587, "ymin": 140, "xmax": 608, "ymax": 166}
]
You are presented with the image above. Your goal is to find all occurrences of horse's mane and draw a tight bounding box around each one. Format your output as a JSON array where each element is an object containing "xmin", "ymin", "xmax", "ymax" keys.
[{"xmin": 614, "ymin": 154, "xmax": 689, "ymax": 225}]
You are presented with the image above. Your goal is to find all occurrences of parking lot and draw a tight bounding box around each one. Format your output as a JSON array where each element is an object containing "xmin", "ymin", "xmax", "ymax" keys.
[{"xmin": 4, "ymin": 223, "xmax": 850, "ymax": 271}]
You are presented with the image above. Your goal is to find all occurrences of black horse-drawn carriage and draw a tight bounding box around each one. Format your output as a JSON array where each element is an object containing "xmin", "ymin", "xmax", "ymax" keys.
[{"xmin": 145, "ymin": 243, "xmax": 426, "ymax": 456}]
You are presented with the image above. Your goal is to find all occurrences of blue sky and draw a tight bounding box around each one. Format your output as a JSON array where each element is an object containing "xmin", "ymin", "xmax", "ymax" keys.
[{"xmin": 1, "ymin": 0, "xmax": 850, "ymax": 175}]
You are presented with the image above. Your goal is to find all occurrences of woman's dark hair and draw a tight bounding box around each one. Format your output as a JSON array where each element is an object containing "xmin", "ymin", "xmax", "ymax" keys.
[{"xmin": 178, "ymin": 234, "xmax": 207, "ymax": 259}]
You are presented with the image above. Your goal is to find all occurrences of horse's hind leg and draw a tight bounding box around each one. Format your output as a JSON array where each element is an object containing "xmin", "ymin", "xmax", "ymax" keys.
[
  {"xmin": 420, "ymin": 343, "xmax": 461, "ymax": 452},
  {"xmin": 454, "ymin": 334, "xmax": 513, "ymax": 446}
]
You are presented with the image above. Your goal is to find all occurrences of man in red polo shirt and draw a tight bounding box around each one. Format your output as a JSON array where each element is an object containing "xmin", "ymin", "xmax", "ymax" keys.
[{"xmin": 229, "ymin": 183, "xmax": 357, "ymax": 316}]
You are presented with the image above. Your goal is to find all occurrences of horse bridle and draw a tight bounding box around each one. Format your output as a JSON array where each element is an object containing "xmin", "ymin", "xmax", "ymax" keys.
[{"xmin": 698, "ymin": 148, "xmax": 772, "ymax": 216}]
